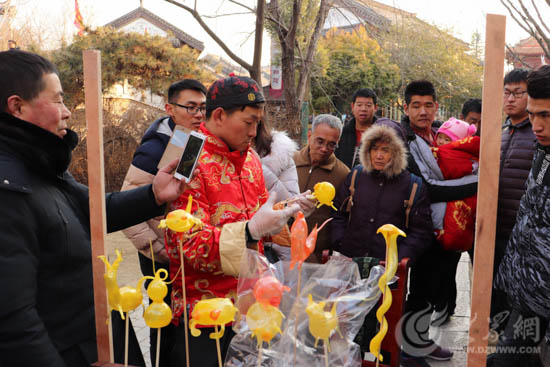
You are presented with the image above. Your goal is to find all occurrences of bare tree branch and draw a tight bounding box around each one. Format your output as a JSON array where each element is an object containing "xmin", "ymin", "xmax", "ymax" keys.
[
  {"xmin": 228, "ymin": 0, "xmax": 254, "ymax": 12},
  {"xmin": 230, "ymin": 0, "xmax": 288, "ymax": 33},
  {"xmin": 506, "ymin": 43, "xmax": 532, "ymax": 68},
  {"xmin": 516, "ymin": 0, "xmax": 550, "ymax": 52},
  {"xmin": 203, "ymin": 12, "xmax": 253, "ymax": 18},
  {"xmin": 500, "ymin": 0, "xmax": 550, "ymax": 59},
  {"xmin": 251, "ymin": 0, "xmax": 265, "ymax": 83},
  {"xmin": 164, "ymin": 0, "xmax": 253, "ymax": 74},
  {"xmin": 297, "ymin": 0, "xmax": 331, "ymax": 102},
  {"xmin": 531, "ymin": 0, "xmax": 550, "ymax": 35}
]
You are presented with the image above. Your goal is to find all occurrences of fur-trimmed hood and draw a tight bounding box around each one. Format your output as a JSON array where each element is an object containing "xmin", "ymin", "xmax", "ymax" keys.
[{"xmin": 359, "ymin": 124, "xmax": 408, "ymax": 178}]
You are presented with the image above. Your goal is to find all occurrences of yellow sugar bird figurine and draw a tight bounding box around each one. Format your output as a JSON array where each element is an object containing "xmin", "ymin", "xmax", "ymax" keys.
[
  {"xmin": 158, "ymin": 194, "xmax": 203, "ymax": 233},
  {"xmin": 189, "ymin": 298, "xmax": 238, "ymax": 339},
  {"xmin": 305, "ymin": 294, "xmax": 342, "ymax": 351},
  {"xmin": 144, "ymin": 268, "xmax": 173, "ymax": 328},
  {"xmin": 312, "ymin": 182, "xmax": 337, "ymax": 210},
  {"xmin": 369, "ymin": 224, "xmax": 405, "ymax": 362},
  {"xmin": 98, "ymin": 249, "xmax": 147, "ymax": 320}
]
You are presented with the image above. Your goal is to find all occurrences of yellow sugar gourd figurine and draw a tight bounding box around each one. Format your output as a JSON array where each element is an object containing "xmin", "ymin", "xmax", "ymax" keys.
[
  {"xmin": 305, "ymin": 294, "xmax": 342, "ymax": 351},
  {"xmin": 246, "ymin": 302, "xmax": 285, "ymax": 347},
  {"xmin": 369, "ymin": 224, "xmax": 405, "ymax": 362},
  {"xmin": 312, "ymin": 182, "xmax": 337, "ymax": 210},
  {"xmin": 98, "ymin": 249, "xmax": 147, "ymax": 319},
  {"xmin": 158, "ymin": 194, "xmax": 203, "ymax": 233},
  {"xmin": 144, "ymin": 268, "xmax": 173, "ymax": 328},
  {"xmin": 189, "ymin": 298, "xmax": 238, "ymax": 339}
]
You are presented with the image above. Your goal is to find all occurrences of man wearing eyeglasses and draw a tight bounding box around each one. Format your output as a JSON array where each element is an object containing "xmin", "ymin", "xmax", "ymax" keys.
[
  {"xmin": 294, "ymin": 114, "xmax": 350, "ymax": 263},
  {"xmin": 491, "ymin": 68, "xmax": 536, "ymax": 337},
  {"xmin": 120, "ymin": 79, "xmax": 207, "ymax": 367}
]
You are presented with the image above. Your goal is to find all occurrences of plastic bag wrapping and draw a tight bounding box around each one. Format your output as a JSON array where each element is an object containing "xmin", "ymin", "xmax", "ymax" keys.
[{"xmin": 225, "ymin": 250, "xmax": 384, "ymax": 367}]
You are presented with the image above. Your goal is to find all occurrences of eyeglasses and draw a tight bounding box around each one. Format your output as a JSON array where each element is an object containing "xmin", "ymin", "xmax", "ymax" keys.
[
  {"xmin": 170, "ymin": 103, "xmax": 206, "ymax": 114},
  {"xmin": 313, "ymin": 137, "xmax": 338, "ymax": 150},
  {"xmin": 503, "ymin": 90, "xmax": 527, "ymax": 99}
]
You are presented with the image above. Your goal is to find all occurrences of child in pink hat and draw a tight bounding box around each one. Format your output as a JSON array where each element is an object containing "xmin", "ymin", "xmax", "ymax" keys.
[
  {"xmin": 435, "ymin": 117, "xmax": 478, "ymax": 147},
  {"xmin": 432, "ymin": 117, "xmax": 480, "ymax": 251}
]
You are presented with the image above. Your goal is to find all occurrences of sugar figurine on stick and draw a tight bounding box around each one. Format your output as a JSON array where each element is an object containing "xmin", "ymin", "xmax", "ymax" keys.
[
  {"xmin": 98, "ymin": 250, "xmax": 147, "ymax": 367},
  {"xmin": 190, "ymin": 298, "xmax": 238, "ymax": 367},
  {"xmin": 158, "ymin": 194, "xmax": 203, "ymax": 367},
  {"xmin": 290, "ymin": 211, "xmax": 332, "ymax": 365},
  {"xmin": 305, "ymin": 294, "xmax": 343, "ymax": 367},
  {"xmin": 369, "ymin": 224, "xmax": 405, "ymax": 366},
  {"xmin": 144, "ymin": 268, "xmax": 173, "ymax": 367},
  {"xmin": 247, "ymin": 276, "xmax": 289, "ymax": 366}
]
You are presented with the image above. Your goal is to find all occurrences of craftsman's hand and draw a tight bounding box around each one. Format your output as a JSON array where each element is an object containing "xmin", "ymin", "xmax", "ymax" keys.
[
  {"xmin": 292, "ymin": 190, "xmax": 316, "ymax": 218},
  {"xmin": 152, "ymin": 159, "xmax": 191, "ymax": 205},
  {"xmin": 248, "ymin": 192, "xmax": 301, "ymax": 240}
]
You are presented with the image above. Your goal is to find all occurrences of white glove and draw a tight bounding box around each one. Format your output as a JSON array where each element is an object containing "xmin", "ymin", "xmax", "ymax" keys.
[
  {"xmin": 292, "ymin": 190, "xmax": 317, "ymax": 218},
  {"xmin": 248, "ymin": 192, "xmax": 300, "ymax": 240}
]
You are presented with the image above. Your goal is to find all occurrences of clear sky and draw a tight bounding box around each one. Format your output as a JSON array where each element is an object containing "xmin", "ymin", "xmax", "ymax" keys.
[{"xmin": 13, "ymin": 0, "xmax": 542, "ymax": 65}]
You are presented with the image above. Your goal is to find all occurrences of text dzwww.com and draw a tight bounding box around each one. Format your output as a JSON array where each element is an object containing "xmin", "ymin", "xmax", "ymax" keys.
[{"xmin": 463, "ymin": 345, "xmax": 540, "ymax": 354}]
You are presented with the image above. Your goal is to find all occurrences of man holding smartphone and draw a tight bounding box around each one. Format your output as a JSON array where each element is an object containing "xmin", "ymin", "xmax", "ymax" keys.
[
  {"xmin": 166, "ymin": 75, "xmax": 315, "ymax": 367},
  {"xmin": 121, "ymin": 79, "xmax": 207, "ymax": 367}
]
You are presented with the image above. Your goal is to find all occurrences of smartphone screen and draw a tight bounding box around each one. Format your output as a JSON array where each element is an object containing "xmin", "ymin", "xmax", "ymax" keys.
[{"xmin": 175, "ymin": 134, "xmax": 204, "ymax": 179}]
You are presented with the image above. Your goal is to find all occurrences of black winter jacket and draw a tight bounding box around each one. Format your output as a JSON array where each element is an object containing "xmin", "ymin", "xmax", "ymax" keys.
[
  {"xmin": 496, "ymin": 117, "xmax": 535, "ymax": 240},
  {"xmin": 335, "ymin": 116, "xmax": 377, "ymax": 169},
  {"xmin": 497, "ymin": 144, "xmax": 550, "ymax": 321},
  {"xmin": 331, "ymin": 124, "xmax": 433, "ymax": 265},
  {"xmin": 0, "ymin": 113, "xmax": 164, "ymax": 366}
]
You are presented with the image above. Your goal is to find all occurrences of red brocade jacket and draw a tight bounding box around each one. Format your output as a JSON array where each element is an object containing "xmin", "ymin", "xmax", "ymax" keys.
[
  {"xmin": 432, "ymin": 136, "xmax": 480, "ymax": 251},
  {"xmin": 165, "ymin": 124, "xmax": 268, "ymax": 325}
]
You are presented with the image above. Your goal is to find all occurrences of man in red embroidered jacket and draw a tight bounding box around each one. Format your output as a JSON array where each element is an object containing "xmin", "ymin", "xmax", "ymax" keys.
[{"xmin": 165, "ymin": 76, "xmax": 313, "ymax": 367}]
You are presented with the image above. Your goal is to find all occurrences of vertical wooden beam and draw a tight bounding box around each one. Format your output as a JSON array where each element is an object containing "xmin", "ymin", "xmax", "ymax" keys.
[
  {"xmin": 83, "ymin": 49, "xmax": 113, "ymax": 364},
  {"xmin": 467, "ymin": 14, "xmax": 506, "ymax": 366}
]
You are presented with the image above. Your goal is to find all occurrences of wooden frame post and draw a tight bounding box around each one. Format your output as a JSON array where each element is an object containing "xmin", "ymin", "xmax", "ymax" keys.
[
  {"xmin": 83, "ymin": 49, "xmax": 114, "ymax": 364},
  {"xmin": 467, "ymin": 14, "xmax": 506, "ymax": 366}
]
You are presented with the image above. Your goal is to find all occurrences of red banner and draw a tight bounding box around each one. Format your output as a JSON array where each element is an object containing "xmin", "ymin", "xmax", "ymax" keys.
[{"xmin": 74, "ymin": 0, "xmax": 85, "ymax": 36}]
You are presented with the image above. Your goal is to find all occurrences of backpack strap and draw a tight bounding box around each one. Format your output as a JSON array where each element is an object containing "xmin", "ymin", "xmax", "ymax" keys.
[
  {"xmin": 404, "ymin": 173, "xmax": 423, "ymax": 228},
  {"xmin": 344, "ymin": 165, "xmax": 363, "ymax": 213}
]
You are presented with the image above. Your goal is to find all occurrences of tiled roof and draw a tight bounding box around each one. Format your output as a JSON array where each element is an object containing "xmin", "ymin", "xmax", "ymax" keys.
[
  {"xmin": 332, "ymin": 0, "xmax": 390, "ymax": 29},
  {"xmin": 105, "ymin": 7, "xmax": 204, "ymax": 51}
]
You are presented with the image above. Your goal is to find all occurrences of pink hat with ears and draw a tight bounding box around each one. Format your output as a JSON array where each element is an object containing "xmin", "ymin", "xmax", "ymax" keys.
[{"xmin": 436, "ymin": 117, "xmax": 477, "ymax": 142}]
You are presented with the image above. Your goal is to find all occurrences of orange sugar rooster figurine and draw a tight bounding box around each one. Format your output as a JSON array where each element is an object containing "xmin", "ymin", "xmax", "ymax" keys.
[{"xmin": 290, "ymin": 212, "xmax": 332, "ymax": 270}]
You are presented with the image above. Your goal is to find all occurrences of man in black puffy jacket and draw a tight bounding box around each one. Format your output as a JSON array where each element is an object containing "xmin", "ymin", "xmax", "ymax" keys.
[
  {"xmin": 491, "ymin": 68, "xmax": 536, "ymax": 334},
  {"xmin": 0, "ymin": 50, "xmax": 187, "ymax": 367}
]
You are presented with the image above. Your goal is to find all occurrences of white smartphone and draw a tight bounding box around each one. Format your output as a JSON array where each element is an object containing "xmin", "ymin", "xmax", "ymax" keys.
[{"xmin": 173, "ymin": 130, "xmax": 206, "ymax": 182}]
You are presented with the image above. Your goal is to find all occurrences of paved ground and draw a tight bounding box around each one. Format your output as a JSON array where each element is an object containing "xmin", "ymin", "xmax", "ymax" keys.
[
  {"xmin": 106, "ymin": 231, "xmax": 472, "ymax": 367},
  {"xmin": 429, "ymin": 253, "xmax": 471, "ymax": 367}
]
